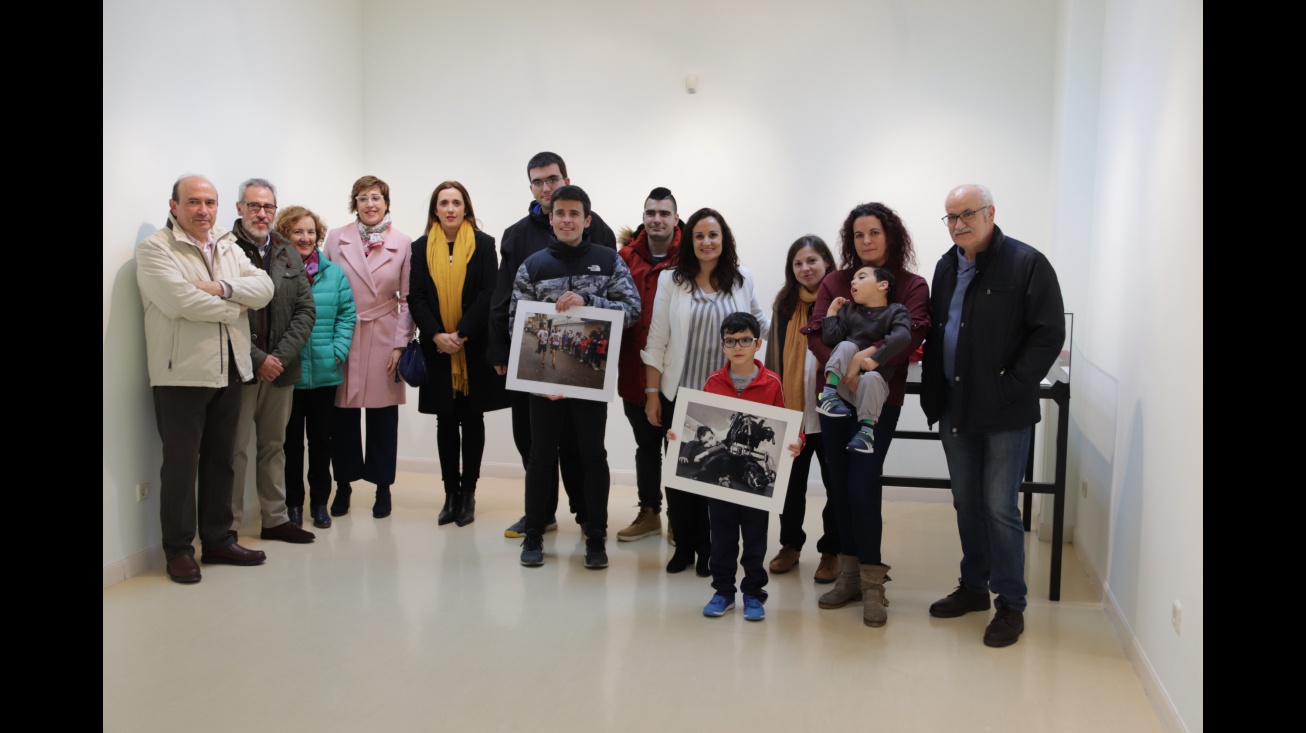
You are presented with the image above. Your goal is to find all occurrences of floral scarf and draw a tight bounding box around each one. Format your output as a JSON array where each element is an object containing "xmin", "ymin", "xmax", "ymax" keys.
[{"xmin": 357, "ymin": 212, "xmax": 393, "ymax": 257}]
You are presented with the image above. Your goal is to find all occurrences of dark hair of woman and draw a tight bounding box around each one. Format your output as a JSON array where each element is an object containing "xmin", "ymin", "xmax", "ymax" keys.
[
  {"xmin": 673, "ymin": 207, "xmax": 744, "ymax": 294},
  {"xmin": 772, "ymin": 234, "xmax": 836, "ymax": 316},
  {"xmin": 837, "ymin": 202, "xmax": 916, "ymax": 273}
]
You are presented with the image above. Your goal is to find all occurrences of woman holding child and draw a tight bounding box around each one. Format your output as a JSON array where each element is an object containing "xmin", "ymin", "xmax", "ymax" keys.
[
  {"xmin": 642, "ymin": 207, "xmax": 769, "ymax": 576},
  {"xmin": 803, "ymin": 202, "xmax": 930, "ymax": 627}
]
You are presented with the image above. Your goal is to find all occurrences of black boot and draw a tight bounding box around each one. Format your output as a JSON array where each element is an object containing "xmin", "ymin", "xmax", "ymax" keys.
[
  {"xmin": 330, "ymin": 482, "xmax": 352, "ymax": 517},
  {"xmin": 455, "ymin": 479, "xmax": 476, "ymax": 527},
  {"xmin": 373, "ymin": 484, "xmax": 392, "ymax": 519},
  {"xmin": 438, "ymin": 480, "xmax": 460, "ymax": 526}
]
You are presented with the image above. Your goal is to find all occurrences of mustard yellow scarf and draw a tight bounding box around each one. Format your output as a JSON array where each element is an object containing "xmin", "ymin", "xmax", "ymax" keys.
[
  {"xmin": 427, "ymin": 220, "xmax": 475, "ymax": 395},
  {"xmin": 783, "ymin": 288, "xmax": 818, "ymax": 413}
]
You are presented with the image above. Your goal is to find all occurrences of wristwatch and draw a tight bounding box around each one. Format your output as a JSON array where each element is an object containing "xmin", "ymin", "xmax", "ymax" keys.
[{"xmin": 645, "ymin": 388, "xmax": 660, "ymax": 394}]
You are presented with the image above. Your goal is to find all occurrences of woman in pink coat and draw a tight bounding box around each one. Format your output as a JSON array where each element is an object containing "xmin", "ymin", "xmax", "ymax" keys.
[{"xmin": 323, "ymin": 175, "xmax": 415, "ymax": 519}]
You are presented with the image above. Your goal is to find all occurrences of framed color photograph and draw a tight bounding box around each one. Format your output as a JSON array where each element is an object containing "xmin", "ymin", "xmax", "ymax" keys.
[
  {"xmin": 661, "ymin": 388, "xmax": 802, "ymax": 512},
  {"xmin": 506, "ymin": 301, "xmax": 624, "ymax": 402}
]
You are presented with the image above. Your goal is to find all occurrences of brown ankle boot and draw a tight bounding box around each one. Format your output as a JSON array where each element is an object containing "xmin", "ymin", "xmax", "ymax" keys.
[
  {"xmin": 818, "ymin": 555, "xmax": 863, "ymax": 609},
  {"xmin": 860, "ymin": 563, "xmax": 891, "ymax": 627}
]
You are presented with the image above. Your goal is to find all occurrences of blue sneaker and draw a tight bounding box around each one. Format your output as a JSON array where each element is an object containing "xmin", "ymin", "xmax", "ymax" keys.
[
  {"xmin": 520, "ymin": 530, "xmax": 544, "ymax": 566},
  {"xmin": 743, "ymin": 594, "xmax": 766, "ymax": 621},
  {"xmin": 703, "ymin": 594, "xmax": 735, "ymax": 617},
  {"xmin": 846, "ymin": 424, "xmax": 876, "ymax": 453},
  {"xmin": 506, "ymin": 516, "xmax": 558, "ymax": 538},
  {"xmin": 816, "ymin": 386, "xmax": 853, "ymax": 417}
]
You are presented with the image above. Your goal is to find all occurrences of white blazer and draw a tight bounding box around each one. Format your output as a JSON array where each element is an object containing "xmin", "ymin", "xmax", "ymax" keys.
[{"xmin": 640, "ymin": 266, "xmax": 770, "ymax": 402}]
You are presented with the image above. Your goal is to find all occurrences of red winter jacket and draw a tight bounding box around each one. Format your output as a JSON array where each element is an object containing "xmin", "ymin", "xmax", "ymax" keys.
[
  {"xmin": 617, "ymin": 225, "xmax": 682, "ymax": 404},
  {"xmin": 702, "ymin": 359, "xmax": 786, "ymax": 408}
]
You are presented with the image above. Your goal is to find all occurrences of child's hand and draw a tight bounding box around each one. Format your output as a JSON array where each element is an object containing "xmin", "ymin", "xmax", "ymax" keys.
[
  {"xmin": 787, "ymin": 442, "xmax": 803, "ymax": 458},
  {"xmin": 666, "ymin": 430, "xmax": 677, "ymax": 442},
  {"xmin": 826, "ymin": 296, "xmax": 848, "ymax": 317}
]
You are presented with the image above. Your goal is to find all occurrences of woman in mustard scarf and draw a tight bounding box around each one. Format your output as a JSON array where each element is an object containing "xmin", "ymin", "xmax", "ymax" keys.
[
  {"xmin": 762, "ymin": 235, "xmax": 841, "ymax": 582},
  {"xmin": 409, "ymin": 181, "xmax": 507, "ymax": 526}
]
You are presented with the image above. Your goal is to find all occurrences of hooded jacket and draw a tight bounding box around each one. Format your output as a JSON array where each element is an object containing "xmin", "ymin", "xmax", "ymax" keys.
[
  {"xmin": 136, "ymin": 216, "xmax": 274, "ymax": 387},
  {"xmin": 488, "ymin": 200, "xmax": 616, "ymax": 366},
  {"xmin": 231, "ymin": 220, "xmax": 315, "ymax": 387},
  {"xmin": 616, "ymin": 222, "xmax": 682, "ymax": 404},
  {"xmin": 509, "ymin": 235, "xmax": 640, "ymax": 338}
]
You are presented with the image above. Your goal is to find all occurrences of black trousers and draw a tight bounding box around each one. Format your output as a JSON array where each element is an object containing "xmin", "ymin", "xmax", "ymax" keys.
[
  {"xmin": 151, "ymin": 359, "xmax": 241, "ymax": 559},
  {"xmin": 332, "ymin": 405, "xmax": 398, "ymax": 487},
  {"xmin": 708, "ymin": 498, "xmax": 769, "ymax": 602},
  {"xmin": 436, "ymin": 395, "xmax": 485, "ymax": 488},
  {"xmin": 510, "ymin": 391, "xmax": 585, "ymax": 522},
  {"xmin": 284, "ymin": 386, "xmax": 336, "ymax": 508},
  {"xmin": 777, "ymin": 432, "xmax": 840, "ymax": 554},
  {"xmin": 622, "ymin": 399, "xmax": 665, "ymax": 511},
  {"xmin": 524, "ymin": 396, "xmax": 608, "ymax": 537}
]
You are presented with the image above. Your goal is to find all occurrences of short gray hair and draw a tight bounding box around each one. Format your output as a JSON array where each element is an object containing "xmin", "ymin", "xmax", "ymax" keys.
[
  {"xmin": 238, "ymin": 178, "xmax": 277, "ymax": 204},
  {"xmin": 950, "ymin": 183, "xmax": 994, "ymax": 208}
]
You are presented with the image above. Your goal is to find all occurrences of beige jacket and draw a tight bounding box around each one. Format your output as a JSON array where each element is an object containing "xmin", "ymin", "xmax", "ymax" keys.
[{"xmin": 136, "ymin": 216, "xmax": 274, "ymax": 387}]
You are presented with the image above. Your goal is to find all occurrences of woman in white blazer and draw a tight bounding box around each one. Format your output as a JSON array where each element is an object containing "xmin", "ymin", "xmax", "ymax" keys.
[{"xmin": 641, "ymin": 207, "xmax": 770, "ymax": 575}]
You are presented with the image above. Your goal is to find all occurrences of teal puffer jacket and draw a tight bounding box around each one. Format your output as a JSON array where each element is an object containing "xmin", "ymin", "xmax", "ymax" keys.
[{"xmin": 296, "ymin": 256, "xmax": 356, "ymax": 390}]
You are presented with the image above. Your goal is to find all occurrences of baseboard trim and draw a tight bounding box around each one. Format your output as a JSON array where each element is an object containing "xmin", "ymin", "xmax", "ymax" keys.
[
  {"xmin": 103, "ymin": 545, "xmax": 165, "ymax": 588},
  {"xmin": 103, "ymin": 501, "xmax": 263, "ymax": 589},
  {"xmin": 1087, "ymin": 542, "xmax": 1187, "ymax": 733},
  {"xmin": 1037, "ymin": 521, "xmax": 1075, "ymax": 543}
]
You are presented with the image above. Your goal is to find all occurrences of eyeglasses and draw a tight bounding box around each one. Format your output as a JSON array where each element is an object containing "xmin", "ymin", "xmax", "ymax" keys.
[
  {"xmin": 529, "ymin": 175, "xmax": 564, "ymax": 190},
  {"xmin": 722, "ymin": 337, "xmax": 757, "ymax": 348},
  {"xmin": 941, "ymin": 206, "xmax": 989, "ymax": 226},
  {"xmin": 355, "ymin": 195, "xmax": 386, "ymax": 205},
  {"xmin": 242, "ymin": 202, "xmax": 277, "ymax": 213}
]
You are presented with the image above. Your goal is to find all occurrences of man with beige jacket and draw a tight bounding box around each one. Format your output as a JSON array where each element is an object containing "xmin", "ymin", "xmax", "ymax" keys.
[{"xmin": 136, "ymin": 175, "xmax": 275, "ymax": 584}]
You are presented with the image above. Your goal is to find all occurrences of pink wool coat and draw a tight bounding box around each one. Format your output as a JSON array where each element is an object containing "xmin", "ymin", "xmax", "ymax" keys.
[{"xmin": 324, "ymin": 222, "xmax": 415, "ymax": 408}]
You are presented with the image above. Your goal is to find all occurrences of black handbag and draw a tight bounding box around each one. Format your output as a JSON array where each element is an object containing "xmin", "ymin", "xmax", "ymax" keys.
[{"xmin": 396, "ymin": 339, "xmax": 427, "ymax": 387}]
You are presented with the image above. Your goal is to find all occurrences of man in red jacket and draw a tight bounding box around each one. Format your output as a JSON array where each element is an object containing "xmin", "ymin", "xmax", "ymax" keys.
[{"xmin": 615, "ymin": 187, "xmax": 682, "ymax": 542}]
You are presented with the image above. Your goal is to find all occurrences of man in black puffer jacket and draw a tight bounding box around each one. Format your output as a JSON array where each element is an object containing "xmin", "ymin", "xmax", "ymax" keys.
[
  {"xmin": 489, "ymin": 152, "xmax": 617, "ymax": 541},
  {"xmin": 511, "ymin": 185, "xmax": 639, "ymax": 571}
]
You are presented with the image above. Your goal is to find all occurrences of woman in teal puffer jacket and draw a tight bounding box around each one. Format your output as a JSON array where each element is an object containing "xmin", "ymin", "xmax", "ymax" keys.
[{"xmin": 277, "ymin": 206, "xmax": 356, "ymax": 530}]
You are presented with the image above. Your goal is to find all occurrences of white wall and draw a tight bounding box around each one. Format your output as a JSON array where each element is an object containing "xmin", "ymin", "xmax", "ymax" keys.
[
  {"xmin": 355, "ymin": 0, "xmax": 1059, "ymax": 482},
  {"xmin": 103, "ymin": 0, "xmax": 365, "ymax": 578},
  {"xmin": 1051, "ymin": 0, "xmax": 1203, "ymax": 731},
  {"xmin": 103, "ymin": 2, "xmax": 1201, "ymax": 728}
]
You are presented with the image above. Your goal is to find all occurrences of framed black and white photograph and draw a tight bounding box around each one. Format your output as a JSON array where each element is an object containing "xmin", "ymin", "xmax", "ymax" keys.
[
  {"xmin": 661, "ymin": 388, "xmax": 802, "ymax": 512},
  {"xmin": 506, "ymin": 300, "xmax": 624, "ymax": 402}
]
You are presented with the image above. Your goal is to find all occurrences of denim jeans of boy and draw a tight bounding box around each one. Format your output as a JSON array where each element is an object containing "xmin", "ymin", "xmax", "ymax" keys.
[{"xmin": 939, "ymin": 412, "xmax": 1031, "ymax": 611}]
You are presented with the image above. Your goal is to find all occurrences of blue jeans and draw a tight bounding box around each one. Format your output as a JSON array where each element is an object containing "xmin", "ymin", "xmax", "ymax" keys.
[{"xmin": 939, "ymin": 412, "xmax": 1031, "ymax": 611}]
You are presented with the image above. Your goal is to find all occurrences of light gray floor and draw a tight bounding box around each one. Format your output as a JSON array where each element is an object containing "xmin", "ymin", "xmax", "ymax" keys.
[{"xmin": 103, "ymin": 474, "xmax": 1164, "ymax": 733}]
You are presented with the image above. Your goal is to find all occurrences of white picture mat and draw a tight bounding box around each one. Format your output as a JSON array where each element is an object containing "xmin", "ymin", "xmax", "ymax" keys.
[
  {"xmin": 506, "ymin": 300, "xmax": 623, "ymax": 402},
  {"xmin": 660, "ymin": 388, "xmax": 802, "ymax": 512}
]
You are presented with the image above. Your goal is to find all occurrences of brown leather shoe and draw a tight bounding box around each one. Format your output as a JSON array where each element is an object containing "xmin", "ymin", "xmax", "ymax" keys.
[
  {"xmin": 260, "ymin": 521, "xmax": 316, "ymax": 544},
  {"xmin": 768, "ymin": 546, "xmax": 801, "ymax": 574},
  {"xmin": 201, "ymin": 542, "xmax": 266, "ymax": 566},
  {"xmin": 166, "ymin": 554, "xmax": 201, "ymax": 583},
  {"xmin": 814, "ymin": 553, "xmax": 839, "ymax": 584}
]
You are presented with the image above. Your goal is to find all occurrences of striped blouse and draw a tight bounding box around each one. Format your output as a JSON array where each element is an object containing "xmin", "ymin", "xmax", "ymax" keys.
[{"xmin": 679, "ymin": 286, "xmax": 735, "ymax": 392}]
